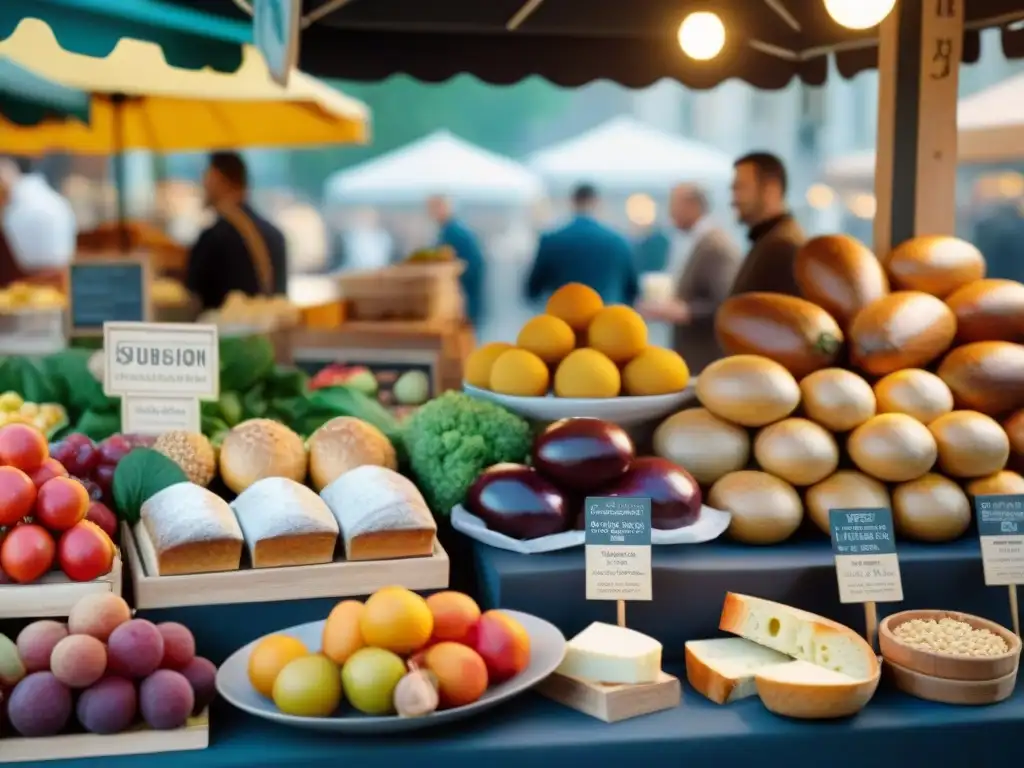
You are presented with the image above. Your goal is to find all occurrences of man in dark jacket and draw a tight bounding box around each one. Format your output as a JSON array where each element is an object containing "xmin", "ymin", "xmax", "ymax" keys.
[
  {"xmin": 428, "ymin": 195, "xmax": 485, "ymax": 327},
  {"xmin": 728, "ymin": 152, "xmax": 805, "ymax": 296},
  {"xmin": 526, "ymin": 184, "xmax": 638, "ymax": 306},
  {"xmin": 186, "ymin": 152, "xmax": 288, "ymax": 311}
]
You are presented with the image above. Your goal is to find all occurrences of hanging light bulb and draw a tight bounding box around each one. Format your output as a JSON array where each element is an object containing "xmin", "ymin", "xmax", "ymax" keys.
[
  {"xmin": 823, "ymin": 0, "xmax": 897, "ymax": 30},
  {"xmin": 678, "ymin": 12, "xmax": 726, "ymax": 61}
]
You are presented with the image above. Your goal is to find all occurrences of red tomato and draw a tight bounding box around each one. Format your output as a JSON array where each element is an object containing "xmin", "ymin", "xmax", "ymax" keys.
[
  {"xmin": 28, "ymin": 457, "xmax": 68, "ymax": 489},
  {"xmin": 0, "ymin": 524, "xmax": 55, "ymax": 583},
  {"xmin": 0, "ymin": 424, "xmax": 48, "ymax": 473},
  {"xmin": 35, "ymin": 476, "xmax": 89, "ymax": 532},
  {"xmin": 58, "ymin": 521, "xmax": 114, "ymax": 582},
  {"xmin": 0, "ymin": 466, "xmax": 36, "ymax": 526}
]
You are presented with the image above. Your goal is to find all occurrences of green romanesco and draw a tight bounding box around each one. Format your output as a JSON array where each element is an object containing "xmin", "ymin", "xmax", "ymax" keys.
[{"xmin": 403, "ymin": 391, "xmax": 532, "ymax": 516}]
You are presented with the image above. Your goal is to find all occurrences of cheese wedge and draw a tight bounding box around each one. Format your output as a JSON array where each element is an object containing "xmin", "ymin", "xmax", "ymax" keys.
[
  {"xmin": 754, "ymin": 660, "xmax": 880, "ymax": 719},
  {"xmin": 719, "ymin": 593, "xmax": 879, "ymax": 680},
  {"xmin": 556, "ymin": 622, "xmax": 661, "ymax": 684},
  {"xmin": 685, "ymin": 638, "xmax": 790, "ymax": 704}
]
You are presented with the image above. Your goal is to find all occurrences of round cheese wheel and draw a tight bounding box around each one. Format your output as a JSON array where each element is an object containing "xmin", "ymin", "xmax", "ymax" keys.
[
  {"xmin": 892, "ymin": 473, "xmax": 971, "ymax": 542},
  {"xmin": 653, "ymin": 408, "xmax": 750, "ymax": 486},
  {"xmin": 805, "ymin": 471, "xmax": 891, "ymax": 536},
  {"xmin": 847, "ymin": 413, "xmax": 937, "ymax": 482},
  {"xmin": 709, "ymin": 471, "xmax": 803, "ymax": 545},
  {"xmin": 799, "ymin": 368, "xmax": 876, "ymax": 432},
  {"xmin": 753, "ymin": 418, "xmax": 839, "ymax": 486}
]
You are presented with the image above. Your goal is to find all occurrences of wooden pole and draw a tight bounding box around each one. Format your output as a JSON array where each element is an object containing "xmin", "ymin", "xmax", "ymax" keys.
[
  {"xmin": 616, "ymin": 599, "xmax": 626, "ymax": 628},
  {"xmin": 864, "ymin": 602, "xmax": 879, "ymax": 649},
  {"xmin": 872, "ymin": 0, "xmax": 963, "ymax": 257},
  {"xmin": 1010, "ymin": 586, "xmax": 1021, "ymax": 637}
]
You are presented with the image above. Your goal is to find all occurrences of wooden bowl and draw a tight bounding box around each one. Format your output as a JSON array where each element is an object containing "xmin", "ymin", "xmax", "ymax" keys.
[
  {"xmin": 879, "ymin": 609, "xmax": 1021, "ymax": 681},
  {"xmin": 885, "ymin": 659, "xmax": 1017, "ymax": 705}
]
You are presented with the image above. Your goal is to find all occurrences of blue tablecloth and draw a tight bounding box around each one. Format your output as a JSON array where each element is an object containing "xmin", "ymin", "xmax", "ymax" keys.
[
  {"xmin": 474, "ymin": 536, "xmax": 1013, "ymax": 660},
  {"xmin": 13, "ymin": 677, "xmax": 1024, "ymax": 768}
]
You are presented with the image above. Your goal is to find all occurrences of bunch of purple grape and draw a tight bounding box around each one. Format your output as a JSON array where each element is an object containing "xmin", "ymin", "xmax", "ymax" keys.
[{"xmin": 49, "ymin": 434, "xmax": 153, "ymax": 506}]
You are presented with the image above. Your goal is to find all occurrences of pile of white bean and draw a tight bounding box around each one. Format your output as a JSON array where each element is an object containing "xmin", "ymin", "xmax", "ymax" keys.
[{"xmin": 893, "ymin": 617, "xmax": 1009, "ymax": 657}]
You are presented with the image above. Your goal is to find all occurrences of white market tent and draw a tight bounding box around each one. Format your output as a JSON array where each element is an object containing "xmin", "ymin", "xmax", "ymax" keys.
[
  {"xmin": 527, "ymin": 116, "xmax": 734, "ymax": 189},
  {"xmin": 825, "ymin": 72, "xmax": 1024, "ymax": 188},
  {"xmin": 324, "ymin": 130, "xmax": 543, "ymax": 205}
]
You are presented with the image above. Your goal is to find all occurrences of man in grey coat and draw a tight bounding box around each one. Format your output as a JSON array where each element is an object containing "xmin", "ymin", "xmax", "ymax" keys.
[{"xmin": 638, "ymin": 184, "xmax": 740, "ymax": 373}]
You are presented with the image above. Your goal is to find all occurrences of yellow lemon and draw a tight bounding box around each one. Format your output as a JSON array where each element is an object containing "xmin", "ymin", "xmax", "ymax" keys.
[
  {"xmin": 622, "ymin": 347, "xmax": 691, "ymax": 396},
  {"xmin": 545, "ymin": 283, "xmax": 604, "ymax": 332},
  {"xmin": 490, "ymin": 349, "xmax": 550, "ymax": 397},
  {"xmin": 464, "ymin": 342, "xmax": 514, "ymax": 389},
  {"xmin": 554, "ymin": 349, "xmax": 621, "ymax": 398},
  {"xmin": 516, "ymin": 315, "xmax": 575, "ymax": 365},
  {"xmin": 587, "ymin": 305, "xmax": 648, "ymax": 364}
]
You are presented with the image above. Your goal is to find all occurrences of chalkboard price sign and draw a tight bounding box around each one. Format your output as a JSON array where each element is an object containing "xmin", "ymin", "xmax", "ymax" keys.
[{"xmin": 69, "ymin": 259, "xmax": 149, "ymax": 335}]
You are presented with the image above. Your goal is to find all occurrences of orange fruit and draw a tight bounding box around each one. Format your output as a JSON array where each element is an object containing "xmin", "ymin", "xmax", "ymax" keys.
[
  {"xmin": 247, "ymin": 635, "xmax": 309, "ymax": 698},
  {"xmin": 359, "ymin": 586, "xmax": 434, "ymax": 655},
  {"xmin": 464, "ymin": 343, "xmax": 514, "ymax": 389},
  {"xmin": 516, "ymin": 315, "xmax": 575, "ymax": 365},
  {"xmin": 489, "ymin": 349, "xmax": 549, "ymax": 397},
  {"xmin": 554, "ymin": 349, "xmax": 621, "ymax": 398},
  {"xmin": 322, "ymin": 600, "xmax": 366, "ymax": 665},
  {"xmin": 622, "ymin": 347, "xmax": 691, "ymax": 396},
  {"xmin": 546, "ymin": 283, "xmax": 604, "ymax": 331},
  {"xmin": 587, "ymin": 305, "xmax": 648, "ymax": 364}
]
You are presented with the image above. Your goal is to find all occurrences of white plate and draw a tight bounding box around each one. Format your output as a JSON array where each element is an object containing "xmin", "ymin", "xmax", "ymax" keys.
[
  {"xmin": 451, "ymin": 503, "xmax": 732, "ymax": 554},
  {"xmin": 215, "ymin": 610, "xmax": 566, "ymax": 734},
  {"xmin": 462, "ymin": 384, "xmax": 694, "ymax": 425}
]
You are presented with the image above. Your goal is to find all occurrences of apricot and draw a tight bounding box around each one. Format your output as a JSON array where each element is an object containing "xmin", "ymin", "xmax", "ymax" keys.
[
  {"xmin": 247, "ymin": 635, "xmax": 309, "ymax": 699},
  {"xmin": 516, "ymin": 315, "xmax": 576, "ymax": 365},
  {"xmin": 423, "ymin": 642, "xmax": 488, "ymax": 708},
  {"xmin": 360, "ymin": 586, "xmax": 433, "ymax": 655},
  {"xmin": 622, "ymin": 347, "xmax": 691, "ymax": 396},
  {"xmin": 546, "ymin": 283, "xmax": 604, "ymax": 331},
  {"xmin": 554, "ymin": 348, "xmax": 621, "ymax": 398},
  {"xmin": 426, "ymin": 591, "xmax": 481, "ymax": 645},
  {"xmin": 467, "ymin": 611, "xmax": 531, "ymax": 684},
  {"xmin": 587, "ymin": 305, "xmax": 648, "ymax": 364},
  {"xmin": 68, "ymin": 593, "xmax": 131, "ymax": 642},
  {"xmin": 489, "ymin": 349, "xmax": 549, "ymax": 397},
  {"xmin": 322, "ymin": 600, "xmax": 366, "ymax": 665},
  {"xmin": 464, "ymin": 343, "xmax": 514, "ymax": 389}
]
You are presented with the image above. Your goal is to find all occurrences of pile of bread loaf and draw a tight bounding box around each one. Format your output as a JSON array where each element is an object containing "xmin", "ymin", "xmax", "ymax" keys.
[{"xmin": 135, "ymin": 416, "xmax": 436, "ymax": 575}]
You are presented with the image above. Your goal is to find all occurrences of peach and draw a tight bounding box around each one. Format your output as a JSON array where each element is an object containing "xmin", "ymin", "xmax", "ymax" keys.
[
  {"xmin": 322, "ymin": 600, "xmax": 365, "ymax": 666},
  {"xmin": 466, "ymin": 611, "xmax": 530, "ymax": 684},
  {"xmin": 422, "ymin": 642, "xmax": 488, "ymax": 709},
  {"xmin": 425, "ymin": 591, "xmax": 481, "ymax": 645}
]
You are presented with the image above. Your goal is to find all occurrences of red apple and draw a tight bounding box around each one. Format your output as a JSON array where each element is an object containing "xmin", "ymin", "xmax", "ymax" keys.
[
  {"xmin": 35, "ymin": 476, "xmax": 89, "ymax": 532},
  {"xmin": 465, "ymin": 611, "xmax": 531, "ymax": 684},
  {"xmin": 85, "ymin": 502, "xmax": 118, "ymax": 541},
  {"xmin": 57, "ymin": 521, "xmax": 114, "ymax": 581},
  {"xmin": 29, "ymin": 458, "xmax": 69, "ymax": 489}
]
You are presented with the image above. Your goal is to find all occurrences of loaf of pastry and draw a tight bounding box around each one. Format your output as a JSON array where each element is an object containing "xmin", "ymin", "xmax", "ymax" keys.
[
  {"xmin": 231, "ymin": 477, "xmax": 339, "ymax": 568},
  {"xmin": 135, "ymin": 482, "xmax": 244, "ymax": 576},
  {"xmin": 320, "ymin": 465, "xmax": 437, "ymax": 561}
]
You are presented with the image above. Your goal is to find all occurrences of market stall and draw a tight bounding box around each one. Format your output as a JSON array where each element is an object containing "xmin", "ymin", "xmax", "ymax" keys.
[{"xmin": 4, "ymin": 1, "xmax": 1024, "ymax": 767}]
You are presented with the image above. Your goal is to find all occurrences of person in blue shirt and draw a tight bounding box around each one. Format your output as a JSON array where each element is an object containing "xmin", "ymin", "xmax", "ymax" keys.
[
  {"xmin": 525, "ymin": 184, "xmax": 638, "ymax": 306},
  {"xmin": 428, "ymin": 195, "xmax": 485, "ymax": 327}
]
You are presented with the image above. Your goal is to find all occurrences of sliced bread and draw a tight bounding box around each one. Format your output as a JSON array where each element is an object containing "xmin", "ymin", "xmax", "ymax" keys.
[
  {"xmin": 719, "ymin": 592, "xmax": 879, "ymax": 680},
  {"xmin": 754, "ymin": 660, "xmax": 880, "ymax": 719},
  {"xmin": 685, "ymin": 638, "xmax": 790, "ymax": 704}
]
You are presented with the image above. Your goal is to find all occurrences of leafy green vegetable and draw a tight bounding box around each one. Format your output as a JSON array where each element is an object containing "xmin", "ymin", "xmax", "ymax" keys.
[
  {"xmin": 402, "ymin": 392, "xmax": 532, "ymax": 517},
  {"xmin": 218, "ymin": 391, "xmax": 244, "ymax": 426},
  {"xmin": 242, "ymin": 383, "xmax": 268, "ymax": 419},
  {"xmin": 201, "ymin": 415, "xmax": 230, "ymax": 436},
  {"xmin": 220, "ymin": 335, "xmax": 275, "ymax": 393},
  {"xmin": 264, "ymin": 367, "xmax": 307, "ymax": 399},
  {"xmin": 73, "ymin": 409, "xmax": 121, "ymax": 441},
  {"xmin": 41, "ymin": 349, "xmax": 116, "ymax": 419},
  {"xmin": 299, "ymin": 386, "xmax": 400, "ymax": 440},
  {"xmin": 112, "ymin": 448, "xmax": 189, "ymax": 524},
  {"xmin": 0, "ymin": 356, "xmax": 58, "ymax": 403}
]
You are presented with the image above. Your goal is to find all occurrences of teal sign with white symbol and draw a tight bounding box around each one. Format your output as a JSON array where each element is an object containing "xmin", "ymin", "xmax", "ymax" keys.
[{"xmin": 254, "ymin": 0, "xmax": 300, "ymax": 86}]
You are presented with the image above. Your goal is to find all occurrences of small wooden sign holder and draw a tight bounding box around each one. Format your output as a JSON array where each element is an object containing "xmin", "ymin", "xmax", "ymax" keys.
[
  {"xmin": 1008, "ymin": 585, "xmax": 1020, "ymax": 637},
  {"xmin": 864, "ymin": 601, "xmax": 878, "ymax": 649}
]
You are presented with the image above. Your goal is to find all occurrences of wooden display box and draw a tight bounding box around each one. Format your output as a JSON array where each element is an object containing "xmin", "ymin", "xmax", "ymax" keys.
[
  {"xmin": 121, "ymin": 523, "xmax": 450, "ymax": 609},
  {"xmin": 0, "ymin": 553, "xmax": 122, "ymax": 619},
  {"xmin": 537, "ymin": 672, "xmax": 681, "ymax": 723},
  {"xmin": 0, "ymin": 710, "xmax": 208, "ymax": 764}
]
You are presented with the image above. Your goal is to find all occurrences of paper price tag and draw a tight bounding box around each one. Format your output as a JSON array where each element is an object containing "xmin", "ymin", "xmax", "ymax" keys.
[
  {"xmin": 584, "ymin": 497, "xmax": 652, "ymax": 602},
  {"xmin": 103, "ymin": 322, "xmax": 219, "ymax": 400},
  {"xmin": 829, "ymin": 507, "xmax": 904, "ymax": 604},
  {"xmin": 976, "ymin": 494, "xmax": 1024, "ymax": 586},
  {"xmin": 121, "ymin": 397, "xmax": 201, "ymax": 436}
]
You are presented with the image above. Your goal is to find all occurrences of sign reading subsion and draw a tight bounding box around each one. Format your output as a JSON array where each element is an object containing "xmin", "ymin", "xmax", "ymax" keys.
[
  {"xmin": 829, "ymin": 507, "xmax": 904, "ymax": 604},
  {"xmin": 121, "ymin": 396, "xmax": 201, "ymax": 436},
  {"xmin": 584, "ymin": 497, "xmax": 652, "ymax": 601},
  {"xmin": 976, "ymin": 494, "xmax": 1024, "ymax": 586},
  {"xmin": 103, "ymin": 323, "xmax": 219, "ymax": 400}
]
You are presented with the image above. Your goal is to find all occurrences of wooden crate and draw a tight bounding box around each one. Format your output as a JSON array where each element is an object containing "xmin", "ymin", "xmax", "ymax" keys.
[
  {"xmin": 537, "ymin": 672, "xmax": 681, "ymax": 722},
  {"xmin": 122, "ymin": 523, "xmax": 450, "ymax": 609},
  {"xmin": 0, "ymin": 710, "xmax": 208, "ymax": 764},
  {"xmin": 0, "ymin": 553, "xmax": 122, "ymax": 619},
  {"xmin": 339, "ymin": 262, "xmax": 465, "ymax": 322}
]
